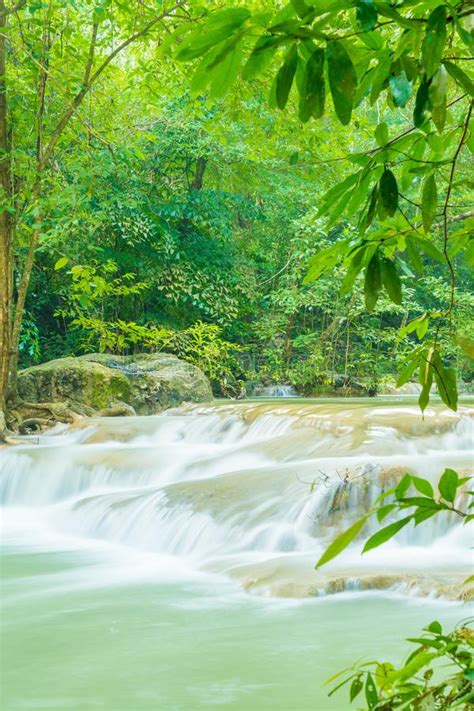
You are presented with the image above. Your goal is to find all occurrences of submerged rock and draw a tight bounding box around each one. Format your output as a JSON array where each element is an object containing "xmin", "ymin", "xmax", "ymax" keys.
[{"xmin": 17, "ymin": 352, "xmax": 213, "ymax": 417}]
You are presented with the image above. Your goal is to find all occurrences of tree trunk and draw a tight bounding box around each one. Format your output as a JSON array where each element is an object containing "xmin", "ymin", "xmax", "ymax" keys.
[
  {"xmin": 190, "ymin": 156, "xmax": 206, "ymax": 191},
  {"xmin": 0, "ymin": 0, "xmax": 13, "ymax": 420}
]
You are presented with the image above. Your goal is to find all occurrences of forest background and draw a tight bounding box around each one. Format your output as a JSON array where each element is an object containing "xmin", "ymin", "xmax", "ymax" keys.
[{"xmin": 1, "ymin": 0, "xmax": 473, "ymax": 403}]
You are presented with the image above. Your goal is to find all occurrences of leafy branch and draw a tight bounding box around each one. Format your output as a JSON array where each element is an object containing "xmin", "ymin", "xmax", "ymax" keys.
[
  {"xmin": 315, "ymin": 468, "xmax": 473, "ymax": 709},
  {"xmin": 315, "ymin": 469, "xmax": 472, "ymax": 568}
]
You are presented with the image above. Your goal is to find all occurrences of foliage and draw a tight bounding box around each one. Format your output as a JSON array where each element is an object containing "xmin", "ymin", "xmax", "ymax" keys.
[
  {"xmin": 315, "ymin": 468, "xmax": 474, "ymax": 709},
  {"xmin": 18, "ymin": 313, "xmax": 41, "ymax": 363},
  {"xmin": 315, "ymin": 469, "xmax": 472, "ymax": 567},
  {"xmin": 171, "ymin": 1, "xmax": 474, "ymax": 408},
  {"xmin": 326, "ymin": 619, "xmax": 474, "ymax": 710},
  {"xmin": 51, "ymin": 259, "xmax": 242, "ymax": 393},
  {"xmin": 4, "ymin": 0, "xmax": 473, "ymax": 404},
  {"xmin": 72, "ymin": 316, "xmax": 242, "ymax": 395}
]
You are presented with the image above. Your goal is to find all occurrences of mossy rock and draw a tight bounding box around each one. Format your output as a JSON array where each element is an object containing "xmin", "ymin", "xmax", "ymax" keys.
[{"xmin": 17, "ymin": 353, "xmax": 213, "ymax": 415}]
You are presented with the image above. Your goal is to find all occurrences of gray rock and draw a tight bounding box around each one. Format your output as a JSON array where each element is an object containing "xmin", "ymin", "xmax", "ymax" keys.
[{"xmin": 17, "ymin": 352, "xmax": 213, "ymax": 415}]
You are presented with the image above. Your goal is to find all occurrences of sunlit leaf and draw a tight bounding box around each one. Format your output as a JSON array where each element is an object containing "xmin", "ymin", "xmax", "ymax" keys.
[
  {"xmin": 363, "ymin": 515, "xmax": 413, "ymax": 553},
  {"xmin": 315, "ymin": 516, "xmax": 369, "ymax": 568},
  {"xmin": 438, "ymin": 468, "xmax": 458, "ymax": 503},
  {"xmin": 411, "ymin": 477, "xmax": 434, "ymax": 498}
]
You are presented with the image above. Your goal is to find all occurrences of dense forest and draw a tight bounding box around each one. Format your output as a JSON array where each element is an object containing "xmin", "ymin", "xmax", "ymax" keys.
[
  {"xmin": 1, "ymin": 3, "xmax": 473, "ymax": 711},
  {"xmin": 1, "ymin": 0, "xmax": 472, "ymax": 413}
]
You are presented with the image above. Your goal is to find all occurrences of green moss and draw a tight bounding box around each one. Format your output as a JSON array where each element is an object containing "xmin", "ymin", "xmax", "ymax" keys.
[{"xmin": 17, "ymin": 352, "xmax": 212, "ymax": 414}]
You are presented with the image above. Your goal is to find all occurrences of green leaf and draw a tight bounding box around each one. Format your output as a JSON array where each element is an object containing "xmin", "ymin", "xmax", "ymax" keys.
[
  {"xmin": 438, "ymin": 468, "xmax": 458, "ymax": 503},
  {"xmin": 54, "ymin": 256, "xmax": 69, "ymax": 270},
  {"xmin": 431, "ymin": 100, "xmax": 446, "ymax": 133},
  {"xmin": 276, "ymin": 44, "xmax": 298, "ymax": 110},
  {"xmin": 429, "ymin": 66, "xmax": 448, "ymax": 132},
  {"xmin": 379, "ymin": 168, "xmax": 398, "ymax": 216},
  {"xmin": 416, "ymin": 316, "xmax": 429, "ymax": 340},
  {"xmin": 380, "ymin": 257, "xmax": 402, "ymax": 304},
  {"xmin": 443, "ymin": 61, "xmax": 474, "ymax": 97},
  {"xmin": 209, "ymin": 40, "xmax": 244, "ymax": 98},
  {"xmin": 291, "ymin": 0, "xmax": 312, "ymax": 19},
  {"xmin": 421, "ymin": 174, "xmax": 438, "ymax": 233},
  {"xmin": 374, "ymin": 122, "xmax": 388, "ymax": 146},
  {"xmin": 318, "ymin": 171, "xmax": 361, "ymax": 215},
  {"xmin": 364, "ymin": 252, "xmax": 382, "ymax": 312},
  {"xmin": 365, "ymin": 184, "xmax": 378, "ymax": 229},
  {"xmin": 400, "ymin": 496, "xmax": 441, "ymax": 509},
  {"xmin": 391, "ymin": 651, "xmax": 437, "ymax": 682},
  {"xmin": 340, "ymin": 246, "xmax": 366, "ymax": 294},
  {"xmin": 406, "ymin": 237, "xmax": 423, "ymax": 273},
  {"xmin": 396, "ymin": 473, "xmax": 412, "ymax": 500},
  {"xmin": 242, "ymin": 36, "xmax": 286, "ymax": 81},
  {"xmin": 327, "ymin": 41, "xmax": 357, "ymax": 126},
  {"xmin": 412, "ymin": 236, "xmax": 445, "ymax": 263},
  {"xmin": 377, "ymin": 503, "xmax": 396, "ymax": 522},
  {"xmin": 412, "ymin": 477, "xmax": 434, "ymax": 498},
  {"xmin": 350, "ymin": 676, "xmax": 363, "ymax": 702},
  {"xmin": 299, "ymin": 48, "xmax": 325, "ymax": 121},
  {"xmin": 429, "ymin": 66, "xmax": 448, "ymax": 106},
  {"xmin": 356, "ymin": 0, "xmax": 378, "ymax": 31},
  {"xmin": 418, "ymin": 353, "xmax": 433, "ymax": 412},
  {"xmin": 414, "ymin": 77, "xmax": 430, "ymax": 128},
  {"xmin": 370, "ymin": 51, "xmax": 391, "ymax": 105},
  {"xmin": 421, "ymin": 5, "xmax": 447, "ymax": 79},
  {"xmin": 456, "ymin": 333, "xmax": 474, "ymax": 360},
  {"xmin": 397, "ymin": 357, "xmax": 419, "ymax": 387},
  {"xmin": 432, "ymin": 352, "xmax": 458, "ymax": 411},
  {"xmin": 389, "ymin": 71, "xmax": 412, "ymax": 108},
  {"xmin": 414, "ymin": 508, "xmax": 438, "ymax": 525},
  {"xmin": 365, "ymin": 672, "xmax": 378, "ymax": 708},
  {"xmin": 315, "ymin": 516, "xmax": 368, "ymax": 568},
  {"xmin": 363, "ymin": 515, "xmax": 413, "ymax": 552},
  {"xmin": 93, "ymin": 6, "xmax": 108, "ymax": 23},
  {"xmin": 175, "ymin": 9, "xmax": 251, "ymax": 62},
  {"xmin": 427, "ymin": 620, "xmax": 442, "ymax": 634}
]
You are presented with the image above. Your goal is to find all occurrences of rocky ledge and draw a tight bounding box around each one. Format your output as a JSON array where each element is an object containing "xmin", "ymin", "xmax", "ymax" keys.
[{"xmin": 13, "ymin": 353, "xmax": 212, "ymax": 428}]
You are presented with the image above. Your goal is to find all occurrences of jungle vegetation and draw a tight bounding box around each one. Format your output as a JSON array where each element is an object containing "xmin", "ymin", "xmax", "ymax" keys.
[
  {"xmin": 0, "ymin": 3, "xmax": 473, "ymax": 708},
  {"xmin": 0, "ymin": 0, "xmax": 472, "ymax": 414}
]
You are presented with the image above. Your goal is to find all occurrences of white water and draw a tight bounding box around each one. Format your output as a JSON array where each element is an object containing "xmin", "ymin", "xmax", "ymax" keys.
[{"xmin": 1, "ymin": 399, "xmax": 473, "ymax": 709}]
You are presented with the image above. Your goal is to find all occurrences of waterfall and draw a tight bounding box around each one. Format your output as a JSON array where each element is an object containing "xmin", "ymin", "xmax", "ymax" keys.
[{"xmin": 1, "ymin": 401, "xmax": 472, "ymax": 599}]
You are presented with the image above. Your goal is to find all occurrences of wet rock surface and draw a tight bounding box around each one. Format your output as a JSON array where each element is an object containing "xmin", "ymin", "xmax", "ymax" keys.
[{"xmin": 17, "ymin": 352, "xmax": 213, "ymax": 417}]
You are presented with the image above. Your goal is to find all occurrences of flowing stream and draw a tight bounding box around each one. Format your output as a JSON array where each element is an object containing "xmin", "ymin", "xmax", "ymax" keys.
[{"xmin": 1, "ymin": 398, "xmax": 473, "ymax": 710}]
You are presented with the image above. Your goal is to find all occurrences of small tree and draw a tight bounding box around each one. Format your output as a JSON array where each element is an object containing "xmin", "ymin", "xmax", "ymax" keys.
[{"xmin": 0, "ymin": 0, "xmax": 194, "ymax": 425}]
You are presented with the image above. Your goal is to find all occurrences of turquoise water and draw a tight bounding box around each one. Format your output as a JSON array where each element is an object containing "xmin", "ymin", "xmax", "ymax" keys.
[
  {"xmin": 1, "ymin": 545, "xmax": 466, "ymax": 711},
  {"xmin": 1, "ymin": 400, "xmax": 472, "ymax": 710}
]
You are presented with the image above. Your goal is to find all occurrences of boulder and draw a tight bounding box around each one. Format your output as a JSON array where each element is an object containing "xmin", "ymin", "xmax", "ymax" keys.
[{"xmin": 17, "ymin": 352, "xmax": 213, "ymax": 416}]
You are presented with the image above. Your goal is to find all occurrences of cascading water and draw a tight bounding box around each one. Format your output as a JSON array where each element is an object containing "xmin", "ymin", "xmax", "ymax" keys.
[{"xmin": 1, "ymin": 399, "xmax": 472, "ymax": 710}]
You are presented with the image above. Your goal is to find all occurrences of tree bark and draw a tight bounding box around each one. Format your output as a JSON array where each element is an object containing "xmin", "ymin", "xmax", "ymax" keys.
[
  {"xmin": 0, "ymin": 0, "xmax": 13, "ymax": 418},
  {"xmin": 1, "ymin": 2, "xmax": 186, "ymax": 412}
]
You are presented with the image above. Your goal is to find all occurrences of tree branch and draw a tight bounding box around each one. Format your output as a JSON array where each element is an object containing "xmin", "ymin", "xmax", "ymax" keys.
[
  {"xmin": 442, "ymin": 101, "xmax": 472, "ymax": 318},
  {"xmin": 40, "ymin": 2, "xmax": 183, "ymax": 169},
  {"xmin": 5, "ymin": 0, "xmax": 27, "ymax": 15}
]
